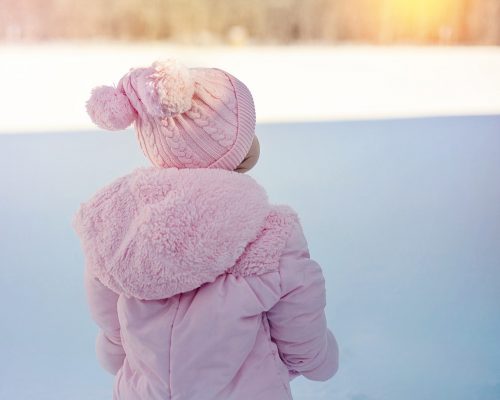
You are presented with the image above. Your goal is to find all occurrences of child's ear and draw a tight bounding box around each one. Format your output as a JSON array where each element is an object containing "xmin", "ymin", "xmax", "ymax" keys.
[{"xmin": 235, "ymin": 136, "xmax": 260, "ymax": 173}]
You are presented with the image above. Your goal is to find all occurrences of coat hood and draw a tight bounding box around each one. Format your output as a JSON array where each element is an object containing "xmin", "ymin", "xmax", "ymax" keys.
[{"xmin": 73, "ymin": 166, "xmax": 298, "ymax": 300}]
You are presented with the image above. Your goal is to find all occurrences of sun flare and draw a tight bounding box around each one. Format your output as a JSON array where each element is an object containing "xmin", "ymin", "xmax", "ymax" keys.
[
  {"xmin": 384, "ymin": 0, "xmax": 458, "ymax": 39},
  {"xmin": 390, "ymin": 0, "xmax": 455, "ymax": 23}
]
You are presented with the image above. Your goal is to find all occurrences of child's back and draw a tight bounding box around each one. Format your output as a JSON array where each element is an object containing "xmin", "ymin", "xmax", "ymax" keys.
[{"xmin": 74, "ymin": 60, "xmax": 339, "ymax": 400}]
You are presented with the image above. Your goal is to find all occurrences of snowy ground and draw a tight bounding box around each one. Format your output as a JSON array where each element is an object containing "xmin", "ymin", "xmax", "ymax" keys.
[
  {"xmin": 1, "ymin": 43, "xmax": 500, "ymax": 399},
  {"xmin": 0, "ymin": 43, "xmax": 500, "ymax": 133},
  {"xmin": 1, "ymin": 115, "xmax": 499, "ymax": 400}
]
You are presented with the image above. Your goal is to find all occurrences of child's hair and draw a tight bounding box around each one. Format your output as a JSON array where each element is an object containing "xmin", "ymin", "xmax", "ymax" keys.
[{"xmin": 86, "ymin": 59, "xmax": 256, "ymax": 171}]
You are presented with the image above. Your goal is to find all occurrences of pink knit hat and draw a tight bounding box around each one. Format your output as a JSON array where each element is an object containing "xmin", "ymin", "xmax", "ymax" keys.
[{"xmin": 86, "ymin": 60, "xmax": 256, "ymax": 170}]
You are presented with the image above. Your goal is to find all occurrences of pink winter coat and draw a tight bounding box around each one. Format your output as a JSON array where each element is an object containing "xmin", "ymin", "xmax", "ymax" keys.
[{"xmin": 73, "ymin": 166, "xmax": 339, "ymax": 400}]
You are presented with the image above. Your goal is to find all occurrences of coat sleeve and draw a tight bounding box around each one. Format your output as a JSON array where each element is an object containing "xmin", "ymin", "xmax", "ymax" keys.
[
  {"xmin": 84, "ymin": 267, "xmax": 126, "ymax": 375},
  {"xmin": 266, "ymin": 222, "xmax": 339, "ymax": 381}
]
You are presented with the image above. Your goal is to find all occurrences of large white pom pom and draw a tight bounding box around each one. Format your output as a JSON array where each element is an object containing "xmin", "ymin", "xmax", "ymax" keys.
[
  {"xmin": 140, "ymin": 59, "xmax": 194, "ymax": 118},
  {"xmin": 86, "ymin": 85, "xmax": 137, "ymax": 131}
]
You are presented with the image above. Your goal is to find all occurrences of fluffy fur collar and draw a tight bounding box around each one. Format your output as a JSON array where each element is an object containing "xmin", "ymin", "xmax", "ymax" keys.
[{"xmin": 72, "ymin": 167, "xmax": 298, "ymax": 300}]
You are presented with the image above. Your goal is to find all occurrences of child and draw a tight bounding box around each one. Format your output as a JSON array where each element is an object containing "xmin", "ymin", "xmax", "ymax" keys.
[{"xmin": 73, "ymin": 59, "xmax": 339, "ymax": 400}]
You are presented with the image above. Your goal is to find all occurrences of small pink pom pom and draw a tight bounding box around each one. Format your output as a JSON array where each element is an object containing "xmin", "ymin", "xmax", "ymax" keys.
[
  {"xmin": 86, "ymin": 86, "xmax": 137, "ymax": 131},
  {"xmin": 139, "ymin": 59, "xmax": 194, "ymax": 118}
]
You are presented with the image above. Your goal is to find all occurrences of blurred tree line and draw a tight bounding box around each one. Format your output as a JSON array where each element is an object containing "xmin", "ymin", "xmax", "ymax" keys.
[{"xmin": 1, "ymin": 0, "xmax": 499, "ymax": 44}]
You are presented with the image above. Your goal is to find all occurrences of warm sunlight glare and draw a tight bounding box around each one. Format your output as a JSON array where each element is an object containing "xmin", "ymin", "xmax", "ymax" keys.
[{"xmin": 385, "ymin": 0, "xmax": 458, "ymax": 39}]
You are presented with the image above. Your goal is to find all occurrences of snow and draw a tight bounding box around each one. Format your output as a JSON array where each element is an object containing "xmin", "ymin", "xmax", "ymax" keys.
[
  {"xmin": 1, "ymin": 115, "xmax": 499, "ymax": 399},
  {"xmin": 0, "ymin": 43, "xmax": 500, "ymax": 134},
  {"xmin": 1, "ymin": 42, "xmax": 500, "ymax": 399}
]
